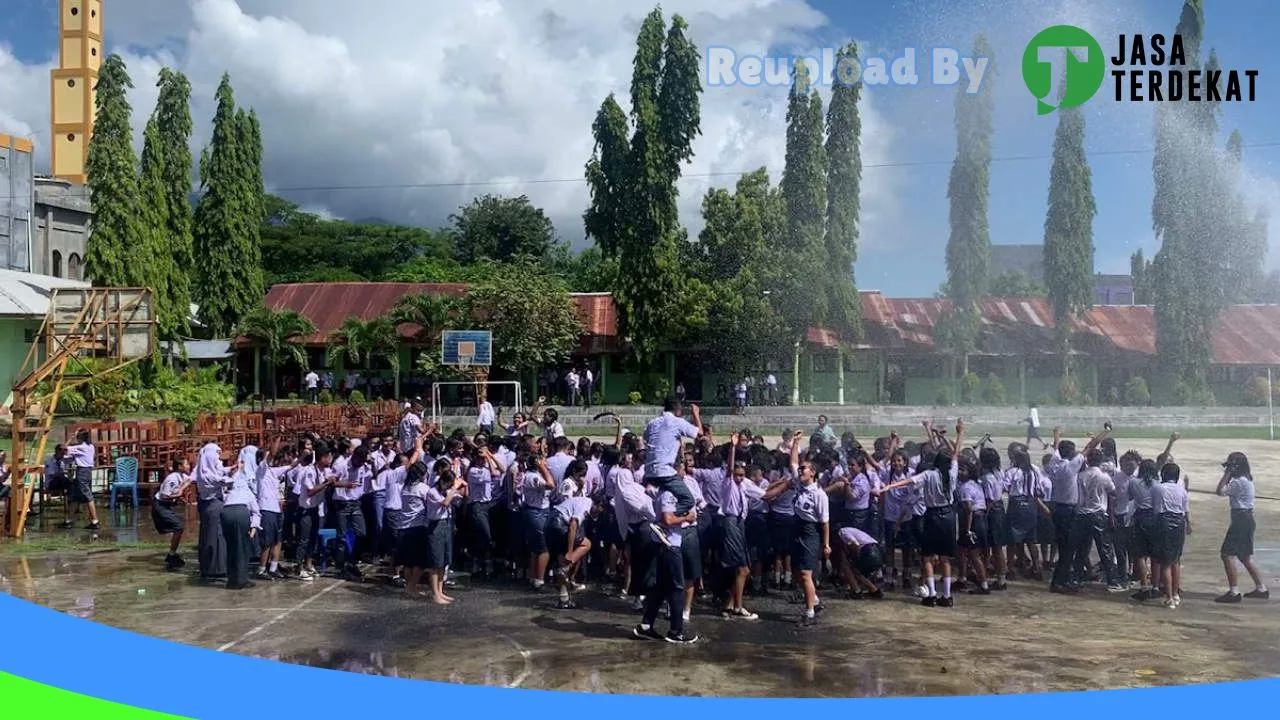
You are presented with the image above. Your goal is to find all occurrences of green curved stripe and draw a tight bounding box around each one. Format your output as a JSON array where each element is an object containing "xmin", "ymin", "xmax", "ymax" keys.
[{"xmin": 0, "ymin": 671, "xmax": 190, "ymax": 718}]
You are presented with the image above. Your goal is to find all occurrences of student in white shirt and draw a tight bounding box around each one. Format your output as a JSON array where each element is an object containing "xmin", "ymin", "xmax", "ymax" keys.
[
  {"xmin": 1024, "ymin": 404, "xmax": 1046, "ymax": 449},
  {"xmin": 1214, "ymin": 452, "xmax": 1269, "ymax": 603},
  {"xmin": 152, "ymin": 458, "xmax": 193, "ymax": 571},
  {"xmin": 304, "ymin": 370, "xmax": 320, "ymax": 404}
]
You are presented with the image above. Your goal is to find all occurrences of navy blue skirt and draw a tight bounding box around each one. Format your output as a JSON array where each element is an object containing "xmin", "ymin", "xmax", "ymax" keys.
[
  {"xmin": 921, "ymin": 506, "xmax": 957, "ymax": 558},
  {"xmin": 791, "ymin": 520, "xmax": 821, "ymax": 572},
  {"xmin": 1007, "ymin": 496, "xmax": 1038, "ymax": 543},
  {"xmin": 986, "ymin": 502, "xmax": 1009, "ymax": 546}
]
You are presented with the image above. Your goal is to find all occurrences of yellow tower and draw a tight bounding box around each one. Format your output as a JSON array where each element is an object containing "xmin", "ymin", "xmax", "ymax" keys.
[{"xmin": 50, "ymin": 0, "xmax": 103, "ymax": 185}]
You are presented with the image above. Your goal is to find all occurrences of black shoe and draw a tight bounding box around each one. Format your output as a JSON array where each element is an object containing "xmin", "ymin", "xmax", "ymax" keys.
[
  {"xmin": 665, "ymin": 631, "xmax": 700, "ymax": 644},
  {"xmin": 269, "ymin": 570, "xmax": 286, "ymax": 580},
  {"xmin": 1244, "ymin": 589, "xmax": 1270, "ymax": 600},
  {"xmin": 632, "ymin": 625, "xmax": 664, "ymax": 641},
  {"xmin": 555, "ymin": 598, "xmax": 578, "ymax": 610},
  {"xmin": 921, "ymin": 596, "xmax": 937, "ymax": 607},
  {"xmin": 938, "ymin": 596, "xmax": 955, "ymax": 608},
  {"xmin": 814, "ymin": 602, "xmax": 825, "ymax": 614},
  {"xmin": 60, "ymin": 520, "xmax": 74, "ymax": 529},
  {"xmin": 953, "ymin": 580, "xmax": 968, "ymax": 591},
  {"xmin": 390, "ymin": 576, "xmax": 407, "ymax": 588},
  {"xmin": 1050, "ymin": 584, "xmax": 1079, "ymax": 595},
  {"xmin": 868, "ymin": 590, "xmax": 885, "ymax": 600},
  {"xmin": 1131, "ymin": 588, "xmax": 1152, "ymax": 601},
  {"xmin": 227, "ymin": 581, "xmax": 256, "ymax": 590},
  {"xmin": 86, "ymin": 522, "xmax": 101, "ymax": 530},
  {"xmin": 993, "ymin": 581, "xmax": 1008, "ymax": 591},
  {"xmin": 968, "ymin": 586, "xmax": 991, "ymax": 595},
  {"xmin": 1215, "ymin": 592, "xmax": 1243, "ymax": 604},
  {"xmin": 798, "ymin": 614, "xmax": 818, "ymax": 627}
]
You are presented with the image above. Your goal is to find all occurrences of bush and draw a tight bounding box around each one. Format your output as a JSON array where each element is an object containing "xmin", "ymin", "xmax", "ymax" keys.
[
  {"xmin": 981, "ymin": 374, "xmax": 1007, "ymax": 405},
  {"xmin": 960, "ymin": 372, "xmax": 981, "ymax": 403},
  {"xmin": 628, "ymin": 391, "xmax": 643, "ymax": 405},
  {"xmin": 83, "ymin": 373, "xmax": 129, "ymax": 421},
  {"xmin": 1058, "ymin": 375, "xmax": 1087, "ymax": 405},
  {"xmin": 1123, "ymin": 376, "xmax": 1151, "ymax": 406},
  {"xmin": 935, "ymin": 386, "xmax": 953, "ymax": 406},
  {"xmin": 349, "ymin": 389, "xmax": 366, "ymax": 404},
  {"xmin": 1103, "ymin": 386, "xmax": 1120, "ymax": 405},
  {"xmin": 1169, "ymin": 379, "xmax": 1214, "ymax": 406},
  {"xmin": 318, "ymin": 389, "xmax": 334, "ymax": 404},
  {"xmin": 288, "ymin": 392, "xmax": 299, "ymax": 401},
  {"xmin": 1243, "ymin": 376, "xmax": 1271, "ymax": 407}
]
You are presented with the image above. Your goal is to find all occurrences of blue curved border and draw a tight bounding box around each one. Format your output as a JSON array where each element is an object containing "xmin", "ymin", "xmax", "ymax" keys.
[{"xmin": 0, "ymin": 592, "xmax": 1274, "ymax": 717}]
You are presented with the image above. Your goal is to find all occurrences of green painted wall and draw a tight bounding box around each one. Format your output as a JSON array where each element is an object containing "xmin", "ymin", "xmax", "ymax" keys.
[{"xmin": 0, "ymin": 318, "xmax": 40, "ymax": 408}]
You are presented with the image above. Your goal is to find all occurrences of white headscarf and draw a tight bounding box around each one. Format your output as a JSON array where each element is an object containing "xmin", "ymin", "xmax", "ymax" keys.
[
  {"xmin": 194, "ymin": 443, "xmax": 228, "ymax": 496},
  {"xmin": 234, "ymin": 446, "xmax": 259, "ymax": 489}
]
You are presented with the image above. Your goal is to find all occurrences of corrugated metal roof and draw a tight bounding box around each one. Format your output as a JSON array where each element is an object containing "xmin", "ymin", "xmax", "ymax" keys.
[
  {"xmin": 0, "ymin": 268, "xmax": 89, "ymax": 317},
  {"xmin": 263, "ymin": 282, "xmax": 617, "ymax": 345}
]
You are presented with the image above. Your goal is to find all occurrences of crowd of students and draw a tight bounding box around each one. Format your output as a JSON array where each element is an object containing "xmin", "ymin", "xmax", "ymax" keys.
[{"xmin": 126, "ymin": 397, "xmax": 1269, "ymax": 644}]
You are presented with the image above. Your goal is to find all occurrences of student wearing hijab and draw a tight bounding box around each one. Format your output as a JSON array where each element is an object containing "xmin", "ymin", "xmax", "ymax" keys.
[
  {"xmin": 222, "ymin": 446, "xmax": 263, "ymax": 590},
  {"xmin": 194, "ymin": 443, "xmax": 233, "ymax": 582},
  {"xmin": 153, "ymin": 458, "xmax": 193, "ymax": 571},
  {"xmin": 1214, "ymin": 452, "xmax": 1269, "ymax": 603}
]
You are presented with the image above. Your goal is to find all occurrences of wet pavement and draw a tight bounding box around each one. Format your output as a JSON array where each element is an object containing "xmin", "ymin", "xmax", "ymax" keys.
[{"xmin": 3, "ymin": 436, "xmax": 1279, "ymax": 697}]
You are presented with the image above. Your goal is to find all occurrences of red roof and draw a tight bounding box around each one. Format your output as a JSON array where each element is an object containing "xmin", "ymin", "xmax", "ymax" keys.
[
  {"xmin": 260, "ymin": 283, "xmax": 1280, "ymax": 365},
  {"xmin": 262, "ymin": 283, "xmax": 617, "ymax": 345}
]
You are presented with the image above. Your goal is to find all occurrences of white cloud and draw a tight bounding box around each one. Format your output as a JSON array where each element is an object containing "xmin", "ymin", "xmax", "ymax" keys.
[{"xmin": 0, "ymin": 0, "xmax": 905, "ymax": 253}]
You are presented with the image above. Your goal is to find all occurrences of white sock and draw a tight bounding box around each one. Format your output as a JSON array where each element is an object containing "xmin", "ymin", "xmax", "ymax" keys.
[
  {"xmin": 1229, "ymin": 585, "xmax": 1238, "ymax": 595},
  {"xmin": 532, "ymin": 579, "xmax": 544, "ymax": 588},
  {"xmin": 1258, "ymin": 584, "xmax": 1269, "ymax": 592},
  {"xmin": 926, "ymin": 577, "xmax": 937, "ymax": 596},
  {"xmin": 804, "ymin": 608, "xmax": 815, "ymax": 618},
  {"xmin": 639, "ymin": 623, "xmax": 651, "ymax": 631},
  {"xmin": 980, "ymin": 580, "xmax": 989, "ymax": 590},
  {"xmin": 943, "ymin": 576, "xmax": 953, "ymax": 598},
  {"xmin": 997, "ymin": 574, "xmax": 1004, "ymax": 583},
  {"xmin": 269, "ymin": 561, "xmax": 278, "ymax": 572},
  {"xmin": 559, "ymin": 590, "xmax": 570, "ymax": 601}
]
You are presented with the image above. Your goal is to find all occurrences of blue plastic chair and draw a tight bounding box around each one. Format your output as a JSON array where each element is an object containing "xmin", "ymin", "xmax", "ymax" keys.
[
  {"xmin": 109, "ymin": 457, "xmax": 139, "ymax": 514},
  {"xmin": 317, "ymin": 529, "xmax": 338, "ymax": 570}
]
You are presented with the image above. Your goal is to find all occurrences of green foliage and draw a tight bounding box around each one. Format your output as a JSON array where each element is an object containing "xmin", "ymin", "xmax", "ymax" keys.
[
  {"xmin": 1058, "ymin": 375, "xmax": 1087, "ymax": 405},
  {"xmin": 944, "ymin": 35, "xmax": 995, "ymax": 360},
  {"xmin": 33, "ymin": 363, "xmax": 232, "ymax": 424},
  {"xmin": 1130, "ymin": 250, "xmax": 1153, "ymax": 304},
  {"xmin": 460, "ymin": 259, "xmax": 583, "ymax": 375},
  {"xmin": 451, "ymin": 195, "xmax": 556, "ymax": 264},
  {"xmin": 349, "ymin": 390, "xmax": 366, "ymax": 404},
  {"xmin": 779, "ymin": 68, "xmax": 830, "ymax": 333},
  {"xmin": 981, "ymin": 373, "xmax": 1007, "ymax": 404},
  {"xmin": 1242, "ymin": 375, "xmax": 1271, "ymax": 407},
  {"xmin": 263, "ymin": 196, "xmax": 453, "ymax": 285},
  {"xmin": 193, "ymin": 74, "xmax": 263, "ymax": 337},
  {"xmin": 547, "ymin": 245, "xmax": 620, "ymax": 293},
  {"xmin": 235, "ymin": 307, "xmax": 317, "ymax": 401},
  {"xmin": 83, "ymin": 372, "xmax": 130, "ymax": 421},
  {"xmin": 824, "ymin": 42, "xmax": 863, "ymax": 338},
  {"xmin": 632, "ymin": 374, "xmax": 672, "ymax": 404},
  {"xmin": 628, "ymin": 391, "xmax": 643, "ymax": 405},
  {"xmin": 1123, "ymin": 376, "xmax": 1152, "ymax": 406},
  {"xmin": 960, "ymin": 371, "xmax": 981, "ymax": 403},
  {"xmin": 1168, "ymin": 378, "xmax": 1215, "ymax": 406},
  {"xmin": 1043, "ymin": 100, "xmax": 1096, "ymax": 346},
  {"xmin": 1103, "ymin": 386, "xmax": 1120, "ymax": 405},
  {"xmin": 288, "ymin": 392, "xmax": 299, "ymax": 401},
  {"xmin": 935, "ymin": 386, "xmax": 953, "ymax": 407},
  {"xmin": 84, "ymin": 54, "xmax": 145, "ymax": 288},
  {"xmin": 326, "ymin": 316, "xmax": 401, "ymax": 374},
  {"xmin": 318, "ymin": 389, "xmax": 334, "ymax": 404},
  {"xmin": 987, "ymin": 270, "xmax": 1046, "ymax": 298},
  {"xmin": 583, "ymin": 7, "xmax": 702, "ymax": 363}
]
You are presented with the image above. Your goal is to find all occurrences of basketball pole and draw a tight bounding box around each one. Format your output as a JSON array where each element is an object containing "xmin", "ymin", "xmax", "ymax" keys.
[{"xmin": 1268, "ymin": 366, "xmax": 1274, "ymax": 441}]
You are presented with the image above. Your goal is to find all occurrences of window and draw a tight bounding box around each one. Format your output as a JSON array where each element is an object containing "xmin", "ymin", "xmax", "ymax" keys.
[
  {"xmin": 51, "ymin": 250, "xmax": 62, "ymax": 278},
  {"xmin": 68, "ymin": 253, "xmax": 81, "ymax": 281}
]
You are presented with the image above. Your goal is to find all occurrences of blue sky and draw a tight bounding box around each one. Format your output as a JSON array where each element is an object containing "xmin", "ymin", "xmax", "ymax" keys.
[{"xmin": 2, "ymin": 0, "xmax": 1277, "ymax": 297}]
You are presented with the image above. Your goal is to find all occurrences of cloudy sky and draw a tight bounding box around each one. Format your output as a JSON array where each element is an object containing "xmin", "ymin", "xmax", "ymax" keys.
[{"xmin": 1, "ymin": 0, "xmax": 1278, "ymax": 295}]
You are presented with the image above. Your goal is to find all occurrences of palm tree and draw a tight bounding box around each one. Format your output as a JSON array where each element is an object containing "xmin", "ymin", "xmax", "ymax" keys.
[
  {"xmin": 326, "ymin": 315, "xmax": 402, "ymax": 399},
  {"xmin": 235, "ymin": 307, "xmax": 317, "ymax": 402},
  {"xmin": 390, "ymin": 293, "xmax": 463, "ymax": 376}
]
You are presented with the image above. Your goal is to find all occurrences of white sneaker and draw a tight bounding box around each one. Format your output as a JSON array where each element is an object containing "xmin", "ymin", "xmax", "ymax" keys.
[
  {"xmin": 681, "ymin": 610, "xmax": 691, "ymax": 622},
  {"xmin": 630, "ymin": 596, "xmax": 645, "ymax": 611}
]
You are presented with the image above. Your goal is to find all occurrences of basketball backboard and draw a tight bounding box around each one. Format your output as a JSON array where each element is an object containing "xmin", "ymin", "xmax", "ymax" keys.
[{"xmin": 441, "ymin": 329, "xmax": 492, "ymax": 367}]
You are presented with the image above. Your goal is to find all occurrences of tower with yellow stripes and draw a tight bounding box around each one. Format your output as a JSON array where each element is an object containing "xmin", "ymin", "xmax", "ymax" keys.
[{"xmin": 50, "ymin": 0, "xmax": 103, "ymax": 185}]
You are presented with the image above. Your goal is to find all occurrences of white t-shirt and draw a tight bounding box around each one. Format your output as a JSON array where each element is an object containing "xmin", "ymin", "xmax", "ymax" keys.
[
  {"xmin": 305, "ymin": 372, "xmax": 319, "ymax": 389},
  {"xmin": 1029, "ymin": 408, "xmax": 1040, "ymax": 428}
]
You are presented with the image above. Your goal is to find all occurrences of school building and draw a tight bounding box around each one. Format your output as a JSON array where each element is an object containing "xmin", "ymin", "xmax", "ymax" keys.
[{"xmin": 243, "ymin": 282, "xmax": 1280, "ymax": 407}]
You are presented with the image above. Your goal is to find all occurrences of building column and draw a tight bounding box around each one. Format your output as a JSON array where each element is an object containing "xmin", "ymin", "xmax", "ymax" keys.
[
  {"xmin": 836, "ymin": 347, "xmax": 845, "ymax": 406},
  {"xmin": 601, "ymin": 355, "xmax": 610, "ymax": 405},
  {"xmin": 792, "ymin": 342, "xmax": 801, "ymax": 405},
  {"xmin": 1019, "ymin": 356, "xmax": 1027, "ymax": 405},
  {"xmin": 253, "ymin": 347, "xmax": 261, "ymax": 396},
  {"xmin": 807, "ymin": 351, "xmax": 815, "ymax": 403},
  {"xmin": 876, "ymin": 353, "xmax": 885, "ymax": 404}
]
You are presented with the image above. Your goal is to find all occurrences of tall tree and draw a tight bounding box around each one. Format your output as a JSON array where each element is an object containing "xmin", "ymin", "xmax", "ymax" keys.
[
  {"xmin": 153, "ymin": 69, "xmax": 196, "ymax": 337},
  {"xmin": 461, "ymin": 259, "xmax": 584, "ymax": 377},
  {"xmin": 1042, "ymin": 101, "xmax": 1096, "ymax": 377},
  {"xmin": 583, "ymin": 7, "xmax": 701, "ymax": 364},
  {"xmin": 451, "ymin": 194, "xmax": 557, "ymax": 263},
  {"xmin": 138, "ymin": 119, "xmax": 177, "ymax": 337},
  {"xmin": 1130, "ymin": 249, "xmax": 1153, "ymax": 304},
  {"xmin": 242, "ymin": 109, "xmax": 266, "ymax": 226},
  {"xmin": 193, "ymin": 74, "xmax": 263, "ymax": 337},
  {"xmin": 778, "ymin": 63, "xmax": 830, "ymax": 334},
  {"xmin": 84, "ymin": 54, "xmax": 144, "ymax": 287},
  {"xmin": 943, "ymin": 35, "xmax": 995, "ymax": 374},
  {"xmin": 1151, "ymin": 0, "xmax": 1215, "ymax": 400},
  {"xmin": 824, "ymin": 42, "xmax": 864, "ymax": 338},
  {"xmin": 235, "ymin": 307, "xmax": 316, "ymax": 402}
]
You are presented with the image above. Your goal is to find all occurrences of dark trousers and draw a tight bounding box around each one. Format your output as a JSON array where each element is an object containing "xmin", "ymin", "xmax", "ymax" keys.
[
  {"xmin": 468, "ymin": 500, "xmax": 498, "ymax": 566},
  {"xmin": 1050, "ymin": 503, "xmax": 1076, "ymax": 588},
  {"xmin": 221, "ymin": 504, "xmax": 252, "ymax": 587},
  {"xmin": 197, "ymin": 498, "xmax": 227, "ymax": 579},
  {"xmin": 361, "ymin": 492, "xmax": 384, "ymax": 558},
  {"xmin": 1071, "ymin": 511, "xmax": 1118, "ymax": 586},
  {"xmin": 583, "ymin": 383, "xmax": 593, "ymax": 407},
  {"xmin": 642, "ymin": 546, "xmax": 685, "ymax": 634},
  {"xmin": 651, "ymin": 475, "xmax": 695, "ymax": 516},
  {"xmin": 334, "ymin": 501, "xmax": 365, "ymax": 568},
  {"xmin": 296, "ymin": 507, "xmax": 321, "ymax": 564},
  {"xmin": 1112, "ymin": 516, "xmax": 1132, "ymax": 583}
]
